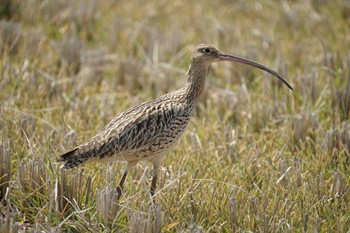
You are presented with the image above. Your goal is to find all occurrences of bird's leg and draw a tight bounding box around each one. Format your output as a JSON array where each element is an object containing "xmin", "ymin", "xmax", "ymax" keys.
[
  {"xmin": 116, "ymin": 170, "xmax": 127, "ymax": 199},
  {"xmin": 150, "ymin": 159, "xmax": 162, "ymax": 200},
  {"xmin": 116, "ymin": 162, "xmax": 133, "ymax": 199},
  {"xmin": 150, "ymin": 173, "xmax": 158, "ymax": 197}
]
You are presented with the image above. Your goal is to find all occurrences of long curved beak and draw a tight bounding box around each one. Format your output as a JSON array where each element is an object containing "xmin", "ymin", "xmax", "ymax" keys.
[{"xmin": 218, "ymin": 52, "xmax": 293, "ymax": 90}]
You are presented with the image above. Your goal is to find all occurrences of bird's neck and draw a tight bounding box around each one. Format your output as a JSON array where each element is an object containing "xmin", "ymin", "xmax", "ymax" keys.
[{"xmin": 183, "ymin": 62, "xmax": 209, "ymax": 103}]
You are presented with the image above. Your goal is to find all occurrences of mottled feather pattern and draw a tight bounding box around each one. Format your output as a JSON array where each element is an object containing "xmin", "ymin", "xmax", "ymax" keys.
[{"xmin": 59, "ymin": 88, "xmax": 195, "ymax": 169}]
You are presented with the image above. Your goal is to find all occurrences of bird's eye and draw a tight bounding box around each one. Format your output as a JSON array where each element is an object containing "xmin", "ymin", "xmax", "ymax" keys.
[{"xmin": 204, "ymin": 48, "xmax": 211, "ymax": 54}]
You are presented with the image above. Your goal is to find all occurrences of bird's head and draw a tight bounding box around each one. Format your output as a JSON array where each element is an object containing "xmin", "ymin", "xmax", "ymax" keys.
[
  {"xmin": 191, "ymin": 43, "xmax": 293, "ymax": 90},
  {"xmin": 192, "ymin": 44, "xmax": 222, "ymax": 64}
]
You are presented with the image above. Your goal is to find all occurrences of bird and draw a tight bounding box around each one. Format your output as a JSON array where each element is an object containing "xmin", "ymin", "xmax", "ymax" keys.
[{"xmin": 58, "ymin": 44, "xmax": 293, "ymax": 199}]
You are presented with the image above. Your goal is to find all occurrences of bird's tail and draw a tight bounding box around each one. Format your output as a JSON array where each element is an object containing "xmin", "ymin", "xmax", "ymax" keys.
[{"xmin": 57, "ymin": 148, "xmax": 91, "ymax": 169}]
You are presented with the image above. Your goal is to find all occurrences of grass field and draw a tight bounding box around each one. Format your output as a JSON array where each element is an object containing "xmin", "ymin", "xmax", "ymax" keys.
[{"xmin": 1, "ymin": 0, "xmax": 350, "ymax": 232}]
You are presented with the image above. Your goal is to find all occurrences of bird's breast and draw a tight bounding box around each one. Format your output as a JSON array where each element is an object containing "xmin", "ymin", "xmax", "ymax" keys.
[{"xmin": 134, "ymin": 114, "xmax": 191, "ymax": 159}]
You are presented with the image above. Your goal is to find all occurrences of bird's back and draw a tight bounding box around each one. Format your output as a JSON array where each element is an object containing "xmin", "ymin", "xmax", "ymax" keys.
[{"xmin": 59, "ymin": 89, "xmax": 194, "ymax": 168}]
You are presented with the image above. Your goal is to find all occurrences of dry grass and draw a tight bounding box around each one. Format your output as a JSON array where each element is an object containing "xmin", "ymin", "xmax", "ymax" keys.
[{"xmin": 1, "ymin": 0, "xmax": 350, "ymax": 232}]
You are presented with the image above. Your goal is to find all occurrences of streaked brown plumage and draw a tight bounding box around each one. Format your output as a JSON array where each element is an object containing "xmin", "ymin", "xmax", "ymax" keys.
[{"xmin": 58, "ymin": 44, "xmax": 293, "ymax": 198}]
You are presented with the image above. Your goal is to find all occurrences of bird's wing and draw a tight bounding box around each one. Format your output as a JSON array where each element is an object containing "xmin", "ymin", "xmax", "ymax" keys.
[{"xmin": 59, "ymin": 93, "xmax": 190, "ymax": 168}]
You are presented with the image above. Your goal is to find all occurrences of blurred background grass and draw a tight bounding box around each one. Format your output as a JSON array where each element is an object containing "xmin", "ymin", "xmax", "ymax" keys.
[{"xmin": 0, "ymin": 0, "xmax": 349, "ymax": 232}]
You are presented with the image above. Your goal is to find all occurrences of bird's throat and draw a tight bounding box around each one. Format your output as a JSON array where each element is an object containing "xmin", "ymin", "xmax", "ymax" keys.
[{"xmin": 184, "ymin": 63, "xmax": 209, "ymax": 103}]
